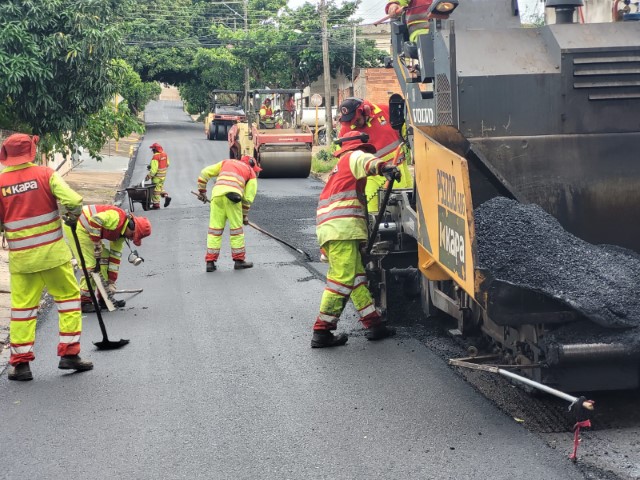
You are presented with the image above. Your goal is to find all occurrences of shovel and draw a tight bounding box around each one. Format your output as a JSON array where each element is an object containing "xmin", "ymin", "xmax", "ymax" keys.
[{"xmin": 69, "ymin": 222, "xmax": 129, "ymax": 350}]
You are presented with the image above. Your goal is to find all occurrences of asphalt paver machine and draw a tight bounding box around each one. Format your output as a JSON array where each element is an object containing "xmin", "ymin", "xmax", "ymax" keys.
[{"xmin": 367, "ymin": 0, "xmax": 640, "ymax": 392}]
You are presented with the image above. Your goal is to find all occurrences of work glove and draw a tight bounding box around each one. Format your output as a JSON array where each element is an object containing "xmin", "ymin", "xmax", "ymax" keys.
[
  {"xmin": 62, "ymin": 211, "xmax": 80, "ymax": 229},
  {"xmin": 197, "ymin": 190, "xmax": 208, "ymax": 203},
  {"xmin": 380, "ymin": 164, "xmax": 401, "ymax": 182},
  {"xmin": 387, "ymin": 3, "xmax": 404, "ymax": 17},
  {"xmin": 146, "ymin": 165, "xmax": 151, "ymax": 171},
  {"xmin": 106, "ymin": 281, "xmax": 117, "ymax": 295},
  {"xmin": 243, "ymin": 215, "xmax": 249, "ymax": 225}
]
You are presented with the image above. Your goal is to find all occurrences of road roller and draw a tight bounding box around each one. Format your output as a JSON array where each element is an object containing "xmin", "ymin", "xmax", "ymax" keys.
[
  {"xmin": 366, "ymin": 0, "xmax": 640, "ymax": 392},
  {"xmin": 228, "ymin": 88, "xmax": 313, "ymax": 178}
]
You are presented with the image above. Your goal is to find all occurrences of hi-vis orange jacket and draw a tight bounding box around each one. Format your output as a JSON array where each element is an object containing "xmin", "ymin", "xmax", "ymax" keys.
[
  {"xmin": 149, "ymin": 148, "xmax": 170, "ymax": 183},
  {"xmin": 198, "ymin": 160, "xmax": 258, "ymax": 215},
  {"xmin": 316, "ymin": 150, "xmax": 386, "ymax": 247},
  {"xmin": 0, "ymin": 163, "xmax": 82, "ymax": 273},
  {"xmin": 78, "ymin": 205, "xmax": 129, "ymax": 282},
  {"xmin": 338, "ymin": 101, "xmax": 402, "ymax": 163}
]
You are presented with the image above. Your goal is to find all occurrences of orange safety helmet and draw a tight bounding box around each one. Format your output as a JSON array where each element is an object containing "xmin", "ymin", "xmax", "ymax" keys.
[
  {"xmin": 240, "ymin": 155, "xmax": 262, "ymax": 173},
  {"xmin": 0, "ymin": 134, "xmax": 39, "ymax": 166},
  {"xmin": 263, "ymin": 98, "xmax": 271, "ymax": 105},
  {"xmin": 131, "ymin": 216, "xmax": 152, "ymax": 246},
  {"xmin": 149, "ymin": 143, "xmax": 163, "ymax": 152},
  {"xmin": 332, "ymin": 130, "xmax": 377, "ymax": 157}
]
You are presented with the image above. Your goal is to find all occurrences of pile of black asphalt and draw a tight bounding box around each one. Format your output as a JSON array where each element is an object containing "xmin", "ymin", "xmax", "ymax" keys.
[{"xmin": 474, "ymin": 197, "xmax": 640, "ymax": 335}]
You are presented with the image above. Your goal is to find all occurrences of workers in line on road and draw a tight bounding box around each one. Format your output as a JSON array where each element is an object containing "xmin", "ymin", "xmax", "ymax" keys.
[
  {"xmin": 146, "ymin": 143, "xmax": 171, "ymax": 210},
  {"xmin": 386, "ymin": 0, "xmax": 444, "ymax": 42},
  {"xmin": 338, "ymin": 97, "xmax": 413, "ymax": 213},
  {"xmin": 0, "ymin": 133, "xmax": 93, "ymax": 381},
  {"xmin": 312, "ymin": 131, "xmax": 400, "ymax": 348},
  {"xmin": 197, "ymin": 155, "xmax": 261, "ymax": 272},
  {"xmin": 63, "ymin": 205, "xmax": 152, "ymax": 313}
]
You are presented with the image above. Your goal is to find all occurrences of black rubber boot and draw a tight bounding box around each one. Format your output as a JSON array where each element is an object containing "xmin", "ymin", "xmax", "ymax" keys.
[
  {"xmin": 164, "ymin": 196, "xmax": 172, "ymax": 208},
  {"xmin": 58, "ymin": 355, "xmax": 93, "ymax": 372},
  {"xmin": 98, "ymin": 298, "xmax": 125, "ymax": 309},
  {"xmin": 234, "ymin": 260, "xmax": 253, "ymax": 270},
  {"xmin": 8, "ymin": 362, "xmax": 33, "ymax": 381},
  {"xmin": 206, "ymin": 261, "xmax": 217, "ymax": 272},
  {"xmin": 81, "ymin": 302, "xmax": 99, "ymax": 313},
  {"xmin": 311, "ymin": 330, "xmax": 349, "ymax": 348},
  {"xmin": 365, "ymin": 324, "xmax": 397, "ymax": 341}
]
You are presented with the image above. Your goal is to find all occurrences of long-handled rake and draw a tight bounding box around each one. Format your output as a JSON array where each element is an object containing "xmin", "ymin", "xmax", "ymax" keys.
[{"xmin": 69, "ymin": 222, "xmax": 129, "ymax": 350}]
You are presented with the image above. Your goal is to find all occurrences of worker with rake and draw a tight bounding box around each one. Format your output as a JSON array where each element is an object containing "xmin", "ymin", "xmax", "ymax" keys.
[{"xmin": 196, "ymin": 155, "xmax": 260, "ymax": 272}]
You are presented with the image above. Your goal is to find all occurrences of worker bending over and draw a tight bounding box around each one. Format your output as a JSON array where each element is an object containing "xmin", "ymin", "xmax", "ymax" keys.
[
  {"xmin": 64, "ymin": 205, "xmax": 151, "ymax": 313},
  {"xmin": 338, "ymin": 97, "xmax": 412, "ymax": 213},
  {"xmin": 0, "ymin": 134, "xmax": 92, "ymax": 380},
  {"xmin": 146, "ymin": 142, "xmax": 171, "ymax": 210},
  {"xmin": 312, "ymin": 131, "xmax": 399, "ymax": 348},
  {"xmin": 197, "ymin": 156, "xmax": 261, "ymax": 272}
]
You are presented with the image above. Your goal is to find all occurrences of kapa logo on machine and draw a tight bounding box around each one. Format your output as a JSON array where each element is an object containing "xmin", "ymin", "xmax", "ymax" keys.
[
  {"xmin": 438, "ymin": 206, "xmax": 465, "ymax": 279},
  {"xmin": 413, "ymin": 108, "xmax": 434, "ymax": 125},
  {"xmin": 1, "ymin": 180, "xmax": 38, "ymax": 197}
]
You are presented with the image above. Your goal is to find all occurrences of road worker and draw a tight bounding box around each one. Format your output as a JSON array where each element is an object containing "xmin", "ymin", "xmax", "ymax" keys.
[
  {"xmin": 0, "ymin": 133, "xmax": 92, "ymax": 380},
  {"xmin": 63, "ymin": 205, "xmax": 152, "ymax": 313},
  {"xmin": 386, "ymin": 0, "xmax": 447, "ymax": 41},
  {"xmin": 259, "ymin": 98, "xmax": 274, "ymax": 120},
  {"xmin": 197, "ymin": 156, "xmax": 260, "ymax": 272},
  {"xmin": 338, "ymin": 97, "xmax": 413, "ymax": 213},
  {"xmin": 146, "ymin": 142, "xmax": 171, "ymax": 210},
  {"xmin": 312, "ymin": 130, "xmax": 399, "ymax": 348}
]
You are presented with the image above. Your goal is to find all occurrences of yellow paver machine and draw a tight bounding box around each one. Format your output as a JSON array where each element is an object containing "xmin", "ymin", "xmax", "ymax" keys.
[{"xmin": 367, "ymin": 0, "xmax": 640, "ymax": 392}]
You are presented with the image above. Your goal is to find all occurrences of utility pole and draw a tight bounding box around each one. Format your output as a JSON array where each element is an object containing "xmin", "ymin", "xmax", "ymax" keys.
[
  {"xmin": 351, "ymin": 24, "xmax": 357, "ymax": 96},
  {"xmin": 244, "ymin": 0, "xmax": 250, "ymax": 121},
  {"xmin": 320, "ymin": 0, "xmax": 333, "ymax": 144}
]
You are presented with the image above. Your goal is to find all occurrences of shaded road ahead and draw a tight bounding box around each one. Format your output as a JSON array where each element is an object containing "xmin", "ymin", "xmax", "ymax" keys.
[{"xmin": 0, "ymin": 100, "xmax": 585, "ymax": 480}]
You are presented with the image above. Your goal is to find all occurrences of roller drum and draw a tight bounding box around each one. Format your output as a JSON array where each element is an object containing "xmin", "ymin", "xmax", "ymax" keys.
[{"xmin": 258, "ymin": 147, "xmax": 311, "ymax": 178}]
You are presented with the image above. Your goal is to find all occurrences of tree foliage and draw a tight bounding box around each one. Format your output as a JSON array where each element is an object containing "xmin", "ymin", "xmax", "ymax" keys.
[
  {"xmin": 0, "ymin": 0, "xmax": 161, "ymax": 159},
  {"xmin": 122, "ymin": 0, "xmax": 387, "ymax": 112}
]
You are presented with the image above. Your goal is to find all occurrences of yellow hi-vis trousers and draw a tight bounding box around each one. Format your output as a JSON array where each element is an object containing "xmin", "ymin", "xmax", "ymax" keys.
[
  {"xmin": 63, "ymin": 224, "xmax": 105, "ymax": 304},
  {"xmin": 206, "ymin": 195, "xmax": 245, "ymax": 262},
  {"xmin": 314, "ymin": 240, "xmax": 382, "ymax": 331},
  {"xmin": 151, "ymin": 177, "xmax": 167, "ymax": 206},
  {"xmin": 9, "ymin": 262, "xmax": 82, "ymax": 365}
]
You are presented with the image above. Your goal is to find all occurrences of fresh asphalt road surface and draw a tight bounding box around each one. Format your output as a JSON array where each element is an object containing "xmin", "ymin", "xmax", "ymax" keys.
[{"xmin": 0, "ymin": 101, "xmax": 585, "ymax": 480}]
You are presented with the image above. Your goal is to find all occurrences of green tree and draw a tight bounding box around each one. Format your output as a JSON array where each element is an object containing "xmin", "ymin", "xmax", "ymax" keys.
[{"xmin": 0, "ymin": 0, "xmax": 136, "ymax": 157}]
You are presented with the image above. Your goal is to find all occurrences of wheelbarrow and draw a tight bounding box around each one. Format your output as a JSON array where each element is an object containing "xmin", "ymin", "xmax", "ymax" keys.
[{"xmin": 125, "ymin": 182, "xmax": 155, "ymax": 212}]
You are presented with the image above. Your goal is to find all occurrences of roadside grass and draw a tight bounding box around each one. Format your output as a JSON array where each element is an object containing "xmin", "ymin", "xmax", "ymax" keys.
[{"xmin": 312, "ymin": 148, "xmax": 337, "ymax": 174}]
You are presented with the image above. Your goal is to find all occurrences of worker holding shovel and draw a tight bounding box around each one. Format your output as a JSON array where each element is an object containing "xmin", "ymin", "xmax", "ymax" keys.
[
  {"xmin": 0, "ymin": 133, "xmax": 93, "ymax": 381},
  {"xmin": 63, "ymin": 205, "xmax": 151, "ymax": 313}
]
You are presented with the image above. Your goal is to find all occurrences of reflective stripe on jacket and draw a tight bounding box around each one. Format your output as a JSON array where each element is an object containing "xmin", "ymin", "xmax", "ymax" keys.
[
  {"xmin": 338, "ymin": 102, "xmax": 402, "ymax": 163},
  {"xmin": 149, "ymin": 152, "xmax": 169, "ymax": 180},
  {"xmin": 0, "ymin": 163, "xmax": 82, "ymax": 273},
  {"xmin": 316, "ymin": 150, "xmax": 384, "ymax": 246},
  {"xmin": 386, "ymin": 0, "xmax": 433, "ymax": 37},
  {"xmin": 198, "ymin": 160, "xmax": 258, "ymax": 208},
  {"xmin": 78, "ymin": 205, "xmax": 127, "ymax": 282}
]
